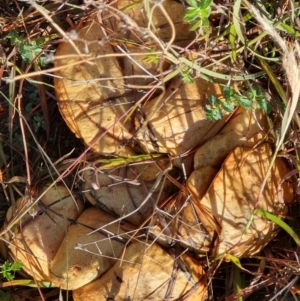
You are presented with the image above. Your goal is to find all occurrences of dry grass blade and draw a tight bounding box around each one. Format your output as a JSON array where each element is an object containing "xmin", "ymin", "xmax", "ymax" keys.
[{"xmin": 243, "ymin": 0, "xmax": 300, "ymax": 130}]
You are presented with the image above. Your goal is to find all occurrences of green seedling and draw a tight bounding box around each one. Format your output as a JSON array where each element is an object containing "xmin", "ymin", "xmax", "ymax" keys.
[
  {"xmin": 183, "ymin": 0, "xmax": 212, "ymax": 35},
  {"xmin": 143, "ymin": 48, "xmax": 160, "ymax": 64},
  {"xmin": 4, "ymin": 30, "xmax": 57, "ymax": 67},
  {"xmin": 0, "ymin": 260, "xmax": 23, "ymax": 281},
  {"xmin": 180, "ymin": 67, "xmax": 194, "ymax": 83},
  {"xmin": 205, "ymin": 85, "xmax": 272, "ymax": 121}
]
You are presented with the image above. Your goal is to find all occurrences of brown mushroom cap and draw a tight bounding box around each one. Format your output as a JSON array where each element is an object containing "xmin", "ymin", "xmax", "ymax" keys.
[
  {"xmin": 54, "ymin": 0, "xmax": 227, "ymax": 159},
  {"xmin": 50, "ymin": 207, "xmax": 136, "ymax": 290},
  {"xmin": 195, "ymin": 143, "xmax": 293, "ymax": 257},
  {"xmin": 54, "ymin": 0, "xmax": 194, "ymax": 156},
  {"xmin": 150, "ymin": 144, "xmax": 293, "ymax": 257},
  {"xmin": 193, "ymin": 106, "xmax": 269, "ymax": 170},
  {"xmin": 73, "ymin": 241, "xmax": 207, "ymax": 301},
  {"xmin": 81, "ymin": 159, "xmax": 174, "ymax": 225},
  {"xmin": 2, "ymin": 185, "xmax": 84, "ymax": 281},
  {"xmin": 135, "ymin": 76, "xmax": 228, "ymax": 158},
  {"xmin": 54, "ymin": 18, "xmax": 135, "ymax": 156},
  {"xmin": 116, "ymin": 0, "xmax": 194, "ymax": 43}
]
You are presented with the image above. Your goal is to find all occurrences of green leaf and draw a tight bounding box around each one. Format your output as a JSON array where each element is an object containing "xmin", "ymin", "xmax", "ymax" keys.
[
  {"xmin": 10, "ymin": 261, "xmax": 23, "ymax": 271},
  {"xmin": 184, "ymin": 9, "xmax": 200, "ymax": 22},
  {"xmin": 208, "ymin": 95, "xmax": 218, "ymax": 105},
  {"xmin": 190, "ymin": 20, "xmax": 202, "ymax": 31},
  {"xmin": 143, "ymin": 53, "xmax": 159, "ymax": 64},
  {"xmin": 186, "ymin": 0, "xmax": 198, "ymax": 8},
  {"xmin": 277, "ymin": 22, "xmax": 298, "ymax": 36},
  {"xmin": 257, "ymin": 98, "xmax": 272, "ymax": 114},
  {"xmin": 222, "ymin": 101, "xmax": 235, "ymax": 112},
  {"xmin": 257, "ymin": 57, "xmax": 287, "ymax": 105},
  {"xmin": 3, "ymin": 30, "xmax": 54, "ymax": 67},
  {"xmin": 233, "ymin": 0, "xmax": 245, "ymax": 44},
  {"xmin": 225, "ymin": 253, "xmax": 244, "ymax": 269},
  {"xmin": 199, "ymin": 0, "xmax": 213, "ymax": 9},
  {"xmin": 0, "ymin": 260, "xmax": 23, "ymax": 281},
  {"xmin": 225, "ymin": 253, "xmax": 256, "ymax": 274},
  {"xmin": 229, "ymin": 24, "xmax": 237, "ymax": 61},
  {"xmin": 184, "ymin": 0, "xmax": 212, "ymax": 34},
  {"xmin": 237, "ymin": 97, "xmax": 252, "ymax": 109},
  {"xmin": 181, "ymin": 72, "xmax": 194, "ymax": 83},
  {"xmin": 256, "ymin": 209, "xmax": 300, "ymax": 246},
  {"xmin": 223, "ymin": 86, "xmax": 232, "ymax": 99},
  {"xmin": 205, "ymin": 106, "xmax": 223, "ymax": 120},
  {"xmin": 4, "ymin": 30, "xmax": 23, "ymax": 46},
  {"xmin": 94, "ymin": 153, "xmax": 166, "ymax": 170},
  {"xmin": 19, "ymin": 42, "xmax": 42, "ymax": 64},
  {"xmin": 200, "ymin": 7, "xmax": 211, "ymax": 18}
]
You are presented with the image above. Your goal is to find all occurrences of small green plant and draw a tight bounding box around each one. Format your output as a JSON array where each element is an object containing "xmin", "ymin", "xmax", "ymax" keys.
[
  {"xmin": 183, "ymin": 0, "xmax": 212, "ymax": 35},
  {"xmin": 205, "ymin": 85, "xmax": 272, "ymax": 121},
  {"xmin": 3, "ymin": 30, "xmax": 56, "ymax": 67},
  {"xmin": 180, "ymin": 67, "xmax": 194, "ymax": 83},
  {"xmin": 143, "ymin": 48, "xmax": 160, "ymax": 64},
  {"xmin": 0, "ymin": 260, "xmax": 23, "ymax": 281}
]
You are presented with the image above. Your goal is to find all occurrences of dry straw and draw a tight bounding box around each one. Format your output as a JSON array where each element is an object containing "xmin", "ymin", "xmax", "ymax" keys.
[{"xmin": 243, "ymin": 0, "xmax": 300, "ymax": 134}]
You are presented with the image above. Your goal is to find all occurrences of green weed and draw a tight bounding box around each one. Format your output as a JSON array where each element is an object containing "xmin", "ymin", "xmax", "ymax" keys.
[
  {"xmin": 0, "ymin": 260, "xmax": 23, "ymax": 281},
  {"xmin": 205, "ymin": 85, "xmax": 272, "ymax": 120},
  {"xmin": 183, "ymin": 0, "xmax": 212, "ymax": 35},
  {"xmin": 3, "ymin": 30, "xmax": 56, "ymax": 67}
]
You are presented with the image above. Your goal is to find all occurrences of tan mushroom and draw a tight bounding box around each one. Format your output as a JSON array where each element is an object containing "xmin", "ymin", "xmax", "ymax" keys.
[
  {"xmin": 1, "ymin": 185, "xmax": 84, "ymax": 281},
  {"xmin": 152, "ymin": 143, "xmax": 293, "ymax": 257},
  {"xmin": 54, "ymin": 0, "xmax": 194, "ymax": 156},
  {"xmin": 73, "ymin": 240, "xmax": 207, "ymax": 301},
  {"xmin": 193, "ymin": 106, "xmax": 269, "ymax": 170},
  {"xmin": 116, "ymin": 0, "xmax": 194, "ymax": 43},
  {"xmin": 198, "ymin": 143, "xmax": 293, "ymax": 257},
  {"xmin": 54, "ymin": 0, "xmax": 227, "ymax": 160},
  {"xmin": 81, "ymin": 158, "xmax": 175, "ymax": 225},
  {"xmin": 135, "ymin": 76, "xmax": 228, "ymax": 169},
  {"xmin": 54, "ymin": 18, "xmax": 135, "ymax": 156},
  {"xmin": 50, "ymin": 207, "xmax": 136, "ymax": 290}
]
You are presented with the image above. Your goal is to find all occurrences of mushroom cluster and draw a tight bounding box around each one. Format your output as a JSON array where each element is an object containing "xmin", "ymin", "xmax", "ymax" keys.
[{"xmin": 1, "ymin": 1, "xmax": 294, "ymax": 300}]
